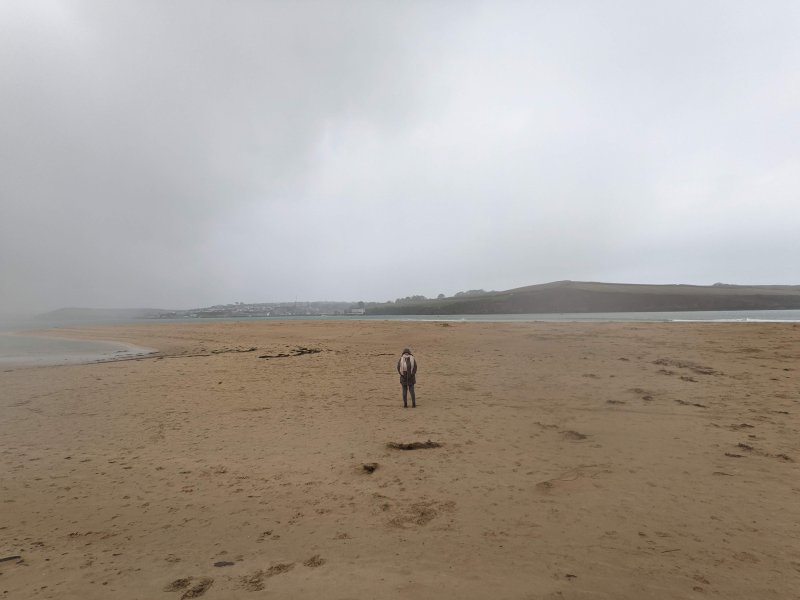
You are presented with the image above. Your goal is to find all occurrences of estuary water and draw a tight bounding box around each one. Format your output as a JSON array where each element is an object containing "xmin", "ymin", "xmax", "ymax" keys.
[
  {"xmin": 0, "ymin": 315, "xmax": 157, "ymax": 368},
  {"xmin": 1, "ymin": 309, "xmax": 798, "ymax": 369},
  {"xmin": 0, "ymin": 333, "xmax": 156, "ymax": 368},
  {"xmin": 397, "ymin": 309, "xmax": 800, "ymax": 323}
]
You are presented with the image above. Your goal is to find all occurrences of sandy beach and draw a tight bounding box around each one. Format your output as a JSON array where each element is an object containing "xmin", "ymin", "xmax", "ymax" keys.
[{"xmin": 1, "ymin": 320, "xmax": 799, "ymax": 599}]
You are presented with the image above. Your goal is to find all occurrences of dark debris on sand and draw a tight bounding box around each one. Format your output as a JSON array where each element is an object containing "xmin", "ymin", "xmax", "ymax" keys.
[
  {"xmin": 258, "ymin": 347, "xmax": 322, "ymax": 359},
  {"xmin": 387, "ymin": 440, "xmax": 442, "ymax": 450}
]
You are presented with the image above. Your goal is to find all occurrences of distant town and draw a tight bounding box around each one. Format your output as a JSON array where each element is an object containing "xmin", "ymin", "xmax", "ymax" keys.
[
  {"xmin": 156, "ymin": 301, "xmax": 367, "ymax": 319},
  {"xmin": 38, "ymin": 281, "xmax": 800, "ymax": 323},
  {"xmin": 156, "ymin": 290, "xmax": 495, "ymax": 319},
  {"xmin": 34, "ymin": 289, "xmax": 494, "ymax": 323}
]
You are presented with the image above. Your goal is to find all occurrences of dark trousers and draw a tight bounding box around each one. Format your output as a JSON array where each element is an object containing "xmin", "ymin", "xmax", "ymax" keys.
[{"xmin": 402, "ymin": 384, "xmax": 416, "ymax": 407}]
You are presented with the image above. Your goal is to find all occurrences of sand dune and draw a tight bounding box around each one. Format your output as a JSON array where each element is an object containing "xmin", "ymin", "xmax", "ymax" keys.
[{"xmin": 1, "ymin": 320, "xmax": 799, "ymax": 599}]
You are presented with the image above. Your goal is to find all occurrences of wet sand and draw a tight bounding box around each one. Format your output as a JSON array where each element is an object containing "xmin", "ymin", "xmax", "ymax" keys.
[{"xmin": 1, "ymin": 320, "xmax": 799, "ymax": 599}]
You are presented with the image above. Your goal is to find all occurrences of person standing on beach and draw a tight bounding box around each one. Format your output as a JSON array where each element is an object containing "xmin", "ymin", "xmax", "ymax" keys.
[{"xmin": 397, "ymin": 348, "xmax": 417, "ymax": 408}]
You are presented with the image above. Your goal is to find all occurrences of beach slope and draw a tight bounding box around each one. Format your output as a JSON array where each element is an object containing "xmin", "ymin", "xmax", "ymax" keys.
[{"xmin": 1, "ymin": 321, "xmax": 798, "ymax": 599}]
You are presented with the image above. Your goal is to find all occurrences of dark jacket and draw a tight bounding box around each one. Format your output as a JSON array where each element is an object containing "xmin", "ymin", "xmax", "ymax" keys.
[{"xmin": 397, "ymin": 352, "xmax": 417, "ymax": 386}]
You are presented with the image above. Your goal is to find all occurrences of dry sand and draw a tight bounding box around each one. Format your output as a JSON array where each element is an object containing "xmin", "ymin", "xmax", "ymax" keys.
[{"xmin": 1, "ymin": 320, "xmax": 799, "ymax": 599}]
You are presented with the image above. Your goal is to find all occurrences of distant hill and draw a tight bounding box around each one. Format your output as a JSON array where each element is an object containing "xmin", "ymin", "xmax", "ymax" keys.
[
  {"xmin": 35, "ymin": 307, "xmax": 169, "ymax": 322},
  {"xmin": 366, "ymin": 281, "xmax": 800, "ymax": 315}
]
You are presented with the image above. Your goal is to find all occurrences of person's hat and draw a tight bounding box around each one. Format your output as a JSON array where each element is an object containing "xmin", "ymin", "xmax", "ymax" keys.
[{"xmin": 402, "ymin": 348, "xmax": 411, "ymax": 354}]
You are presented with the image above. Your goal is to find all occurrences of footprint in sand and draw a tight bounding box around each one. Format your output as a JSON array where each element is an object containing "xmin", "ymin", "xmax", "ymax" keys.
[
  {"xmin": 303, "ymin": 555, "xmax": 326, "ymax": 568},
  {"xmin": 387, "ymin": 499, "xmax": 456, "ymax": 528},
  {"xmin": 163, "ymin": 578, "xmax": 192, "ymax": 592},
  {"xmin": 163, "ymin": 577, "xmax": 213, "ymax": 599},
  {"xmin": 536, "ymin": 465, "xmax": 611, "ymax": 494},
  {"xmin": 239, "ymin": 563, "xmax": 295, "ymax": 591},
  {"xmin": 733, "ymin": 551, "xmax": 760, "ymax": 563}
]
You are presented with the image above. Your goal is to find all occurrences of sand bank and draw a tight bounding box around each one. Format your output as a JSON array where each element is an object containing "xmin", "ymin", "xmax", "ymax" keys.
[{"xmin": 1, "ymin": 320, "xmax": 798, "ymax": 599}]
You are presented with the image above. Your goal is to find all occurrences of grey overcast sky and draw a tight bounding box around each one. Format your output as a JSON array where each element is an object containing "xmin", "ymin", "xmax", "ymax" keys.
[{"xmin": 1, "ymin": 1, "xmax": 798, "ymax": 313}]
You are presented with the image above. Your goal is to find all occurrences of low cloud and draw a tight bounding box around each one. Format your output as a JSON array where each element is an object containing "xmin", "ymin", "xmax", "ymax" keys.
[{"xmin": 1, "ymin": 1, "xmax": 798, "ymax": 312}]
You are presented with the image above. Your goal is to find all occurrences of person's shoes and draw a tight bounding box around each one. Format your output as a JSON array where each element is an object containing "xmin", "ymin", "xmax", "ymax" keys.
[
  {"xmin": 412, "ymin": 404, "xmax": 416, "ymax": 408},
  {"xmin": 403, "ymin": 404, "xmax": 408, "ymax": 408}
]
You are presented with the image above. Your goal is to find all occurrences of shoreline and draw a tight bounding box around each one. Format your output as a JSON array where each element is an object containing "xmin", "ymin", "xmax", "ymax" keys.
[{"xmin": 0, "ymin": 330, "xmax": 158, "ymax": 369}]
